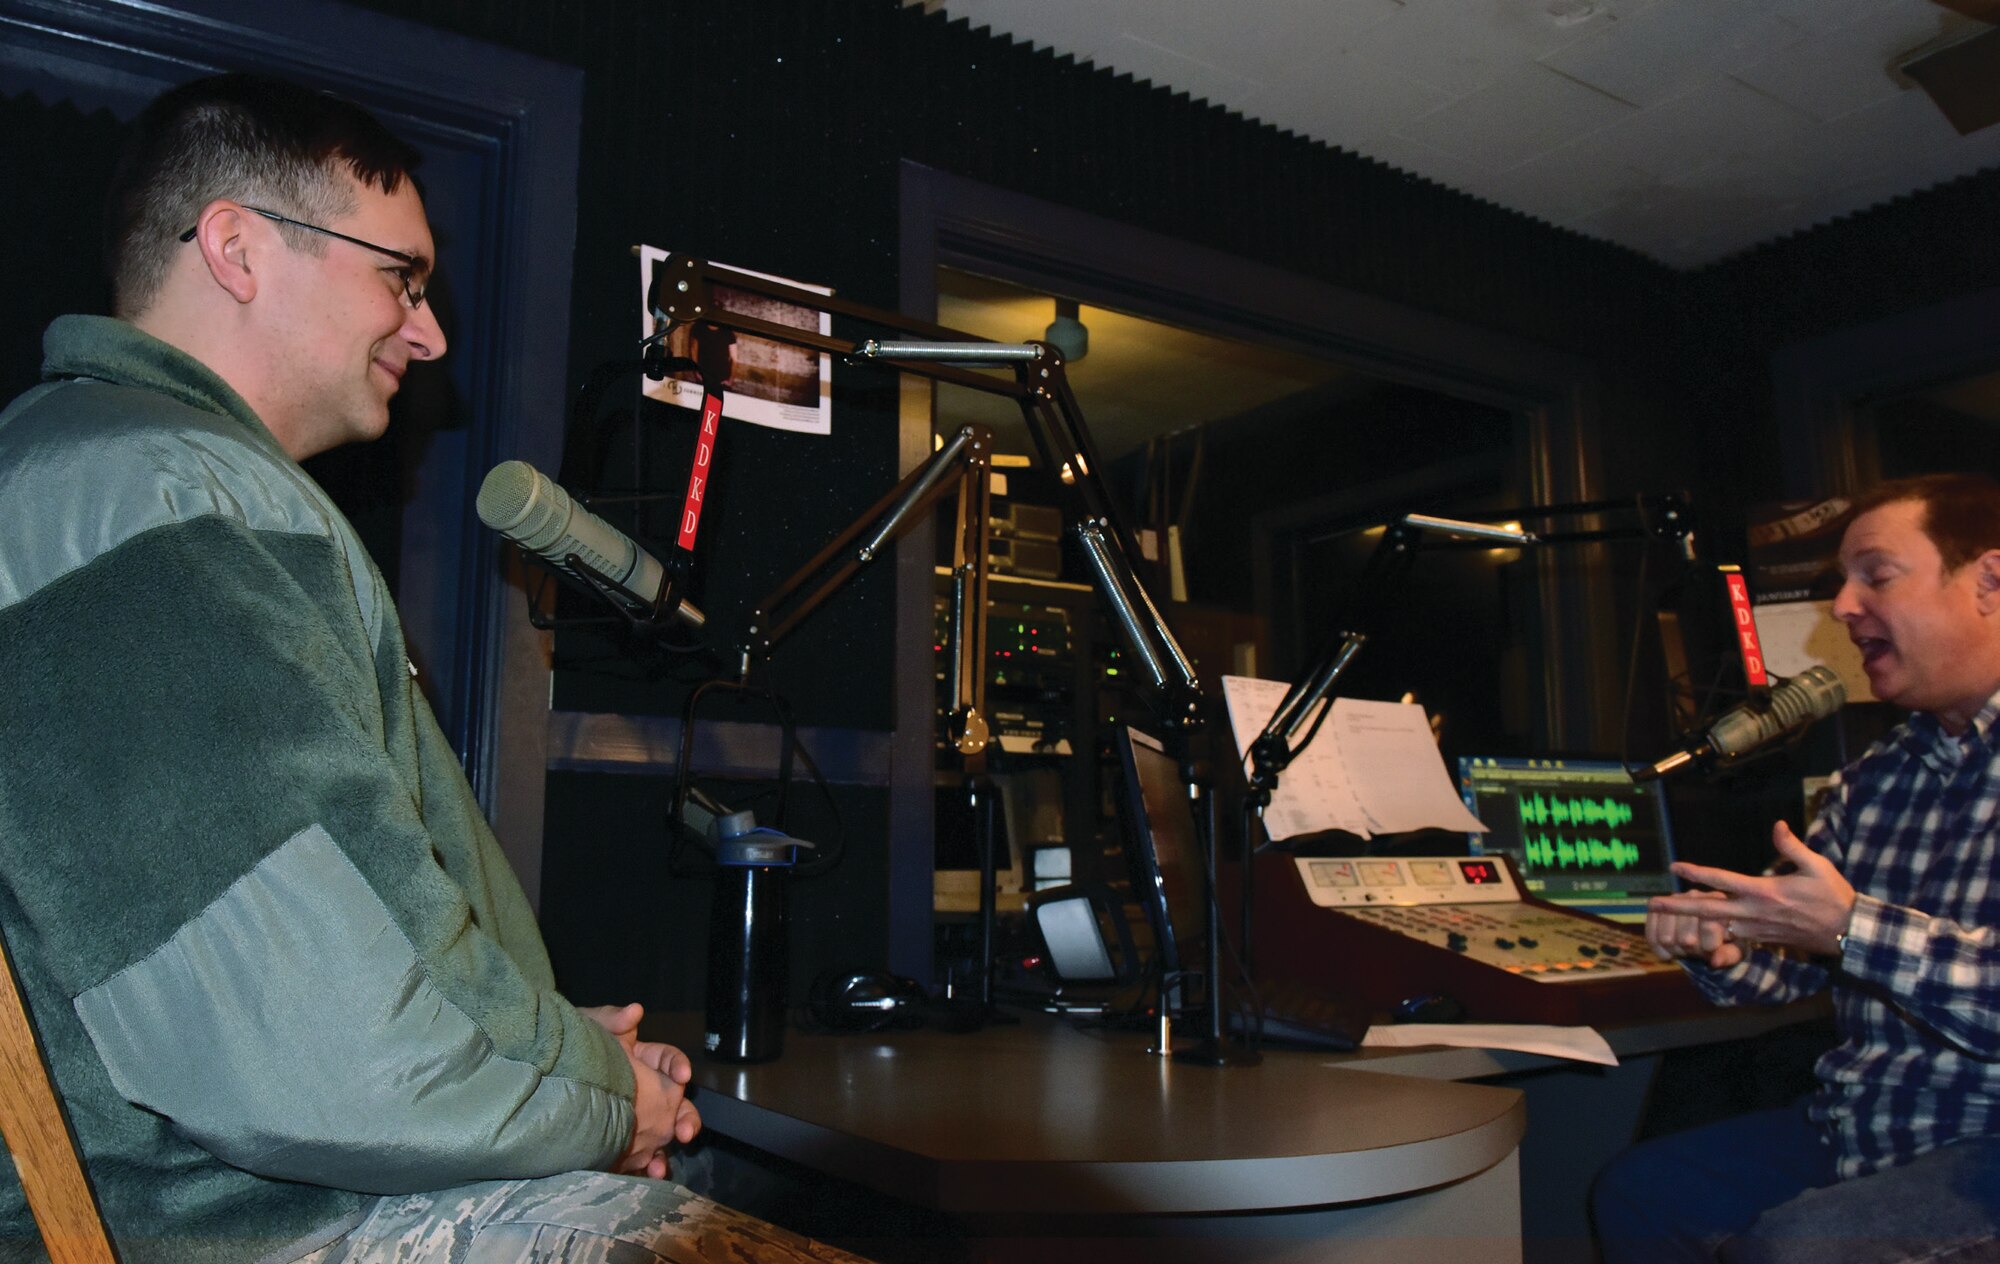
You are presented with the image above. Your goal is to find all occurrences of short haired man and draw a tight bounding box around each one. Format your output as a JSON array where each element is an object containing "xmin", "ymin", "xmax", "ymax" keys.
[
  {"xmin": 0, "ymin": 74, "xmax": 856, "ymax": 1263},
  {"xmin": 1593, "ymin": 472, "xmax": 2000, "ymax": 1262}
]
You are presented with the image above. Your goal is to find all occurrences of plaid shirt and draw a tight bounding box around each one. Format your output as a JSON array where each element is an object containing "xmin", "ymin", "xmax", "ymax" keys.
[{"xmin": 1686, "ymin": 687, "xmax": 2000, "ymax": 1179}]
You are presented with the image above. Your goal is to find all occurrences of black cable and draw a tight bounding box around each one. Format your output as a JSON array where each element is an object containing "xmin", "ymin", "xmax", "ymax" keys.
[
  {"xmin": 1618, "ymin": 544, "xmax": 1653, "ymax": 768},
  {"xmin": 668, "ymin": 678, "xmax": 797, "ymax": 877},
  {"xmin": 787, "ymin": 730, "xmax": 848, "ymax": 879},
  {"xmin": 1694, "ymin": 656, "xmax": 1737, "ymax": 730},
  {"xmin": 1138, "ymin": 952, "xmax": 1174, "ymax": 1029},
  {"xmin": 662, "ymin": 669, "xmax": 850, "ymax": 882},
  {"xmin": 1287, "ymin": 694, "xmax": 1338, "ymax": 769},
  {"xmin": 1084, "ymin": 956, "xmax": 1155, "ymax": 1033}
]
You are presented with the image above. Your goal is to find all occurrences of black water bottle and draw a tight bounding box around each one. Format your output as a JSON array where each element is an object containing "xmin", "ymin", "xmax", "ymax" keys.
[{"xmin": 704, "ymin": 812, "xmax": 799, "ymax": 1063}]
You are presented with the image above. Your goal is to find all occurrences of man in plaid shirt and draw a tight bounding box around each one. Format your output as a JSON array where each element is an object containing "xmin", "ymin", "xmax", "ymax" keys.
[{"xmin": 1595, "ymin": 473, "xmax": 2000, "ymax": 1263}]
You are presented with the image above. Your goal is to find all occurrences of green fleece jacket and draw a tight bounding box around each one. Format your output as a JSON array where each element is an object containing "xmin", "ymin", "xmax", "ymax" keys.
[{"xmin": 0, "ymin": 317, "xmax": 636, "ymax": 1263}]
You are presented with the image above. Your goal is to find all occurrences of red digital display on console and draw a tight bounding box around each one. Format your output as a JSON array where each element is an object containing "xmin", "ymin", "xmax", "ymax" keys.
[{"xmin": 1458, "ymin": 859, "xmax": 1502, "ymax": 886}]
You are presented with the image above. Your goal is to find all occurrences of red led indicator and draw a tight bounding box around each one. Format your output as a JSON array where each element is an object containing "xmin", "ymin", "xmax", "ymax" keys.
[{"xmin": 1458, "ymin": 860, "xmax": 1501, "ymax": 885}]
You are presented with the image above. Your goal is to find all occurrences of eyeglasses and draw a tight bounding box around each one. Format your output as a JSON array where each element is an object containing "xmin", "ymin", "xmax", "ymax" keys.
[{"xmin": 178, "ymin": 205, "xmax": 430, "ymax": 309}]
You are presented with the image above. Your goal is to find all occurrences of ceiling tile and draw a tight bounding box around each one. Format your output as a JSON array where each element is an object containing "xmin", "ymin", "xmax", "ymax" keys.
[
  {"xmin": 1614, "ymin": 85, "xmax": 1999, "ymax": 258},
  {"xmin": 1343, "ymin": 0, "xmax": 1627, "ymax": 96},
  {"xmin": 1571, "ymin": 181, "xmax": 1783, "ymax": 264},
  {"xmin": 1710, "ymin": 87, "xmax": 1962, "ymax": 203},
  {"xmin": 1656, "ymin": 148, "xmax": 1831, "ymax": 227},
  {"xmin": 920, "ymin": 0, "xmax": 2000, "ymax": 267},
  {"xmin": 1728, "ymin": 4, "xmax": 1945, "ymax": 122},
  {"xmin": 1368, "ymin": 135, "xmax": 1523, "ymax": 199},
  {"xmin": 1799, "ymin": 99, "xmax": 2000, "ymax": 214},
  {"xmin": 1850, "ymin": 126, "xmax": 2000, "ymax": 204},
  {"xmin": 1542, "ymin": 0, "xmax": 1803, "ymax": 108},
  {"xmin": 1238, "ymin": 51, "xmax": 1457, "ymax": 147},
  {"xmin": 1099, "ymin": 0, "xmax": 1407, "ymax": 103},
  {"xmin": 1768, "ymin": 0, "xmax": 1928, "ymax": 38},
  {"xmin": 911, "ymin": 0, "xmax": 1115, "ymax": 61},
  {"xmin": 1509, "ymin": 75, "xmax": 1817, "ymax": 203},
  {"xmin": 1108, "ymin": 31, "xmax": 1264, "ymax": 106},
  {"xmin": 1126, "ymin": 0, "xmax": 1403, "ymax": 66},
  {"xmin": 1393, "ymin": 63, "xmax": 1634, "ymax": 170},
  {"xmin": 1480, "ymin": 150, "xmax": 1656, "ymax": 227}
]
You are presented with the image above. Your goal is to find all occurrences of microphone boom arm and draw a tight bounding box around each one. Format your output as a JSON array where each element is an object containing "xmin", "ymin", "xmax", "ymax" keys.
[
  {"xmin": 648, "ymin": 253, "xmax": 1203, "ymax": 740},
  {"xmin": 743, "ymin": 423, "xmax": 996, "ymax": 755},
  {"xmin": 1249, "ymin": 515, "xmax": 1519, "ymax": 802},
  {"xmin": 1075, "ymin": 520, "xmax": 1204, "ymax": 729},
  {"xmin": 1247, "ymin": 495, "xmax": 1697, "ymax": 806}
]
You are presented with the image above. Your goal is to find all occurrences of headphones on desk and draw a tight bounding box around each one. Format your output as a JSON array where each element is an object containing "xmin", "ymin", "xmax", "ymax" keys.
[
  {"xmin": 805, "ymin": 969, "xmax": 928, "ymax": 1032},
  {"xmin": 803, "ymin": 968, "xmax": 987, "ymax": 1034}
]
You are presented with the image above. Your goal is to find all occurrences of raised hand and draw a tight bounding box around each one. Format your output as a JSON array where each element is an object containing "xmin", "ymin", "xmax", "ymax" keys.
[{"xmin": 1647, "ymin": 821, "xmax": 1857, "ymax": 960}]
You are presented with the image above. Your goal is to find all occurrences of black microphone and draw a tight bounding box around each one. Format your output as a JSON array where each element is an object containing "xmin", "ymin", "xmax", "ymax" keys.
[
  {"xmin": 1632, "ymin": 665, "xmax": 1845, "ymax": 781},
  {"xmin": 475, "ymin": 460, "xmax": 704, "ymax": 629}
]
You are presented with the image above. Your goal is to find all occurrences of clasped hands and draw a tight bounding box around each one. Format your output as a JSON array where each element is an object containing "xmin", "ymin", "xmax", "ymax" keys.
[
  {"xmin": 581, "ymin": 1002, "xmax": 701, "ymax": 1180},
  {"xmin": 1646, "ymin": 821, "xmax": 1857, "ymax": 967}
]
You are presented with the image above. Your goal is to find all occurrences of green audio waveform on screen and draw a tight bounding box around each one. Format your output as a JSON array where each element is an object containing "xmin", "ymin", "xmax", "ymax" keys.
[
  {"xmin": 1517, "ymin": 792, "xmax": 1635, "ymax": 830},
  {"xmin": 1522, "ymin": 834, "xmax": 1643, "ymax": 871}
]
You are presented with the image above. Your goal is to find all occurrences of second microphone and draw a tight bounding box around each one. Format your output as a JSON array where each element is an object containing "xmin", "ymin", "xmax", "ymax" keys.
[{"xmin": 476, "ymin": 459, "xmax": 705, "ymax": 630}]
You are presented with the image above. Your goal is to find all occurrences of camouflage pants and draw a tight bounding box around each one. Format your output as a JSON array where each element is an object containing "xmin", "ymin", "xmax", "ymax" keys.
[{"xmin": 294, "ymin": 1171, "xmax": 868, "ymax": 1263}]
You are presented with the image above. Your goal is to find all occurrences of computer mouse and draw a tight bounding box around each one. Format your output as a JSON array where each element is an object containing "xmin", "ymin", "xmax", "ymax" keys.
[{"xmin": 1394, "ymin": 993, "xmax": 1466, "ymax": 1023}]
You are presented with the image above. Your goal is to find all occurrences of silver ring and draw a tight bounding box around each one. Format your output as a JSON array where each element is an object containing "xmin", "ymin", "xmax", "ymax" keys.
[{"xmin": 1726, "ymin": 920, "xmax": 1739, "ymax": 939}]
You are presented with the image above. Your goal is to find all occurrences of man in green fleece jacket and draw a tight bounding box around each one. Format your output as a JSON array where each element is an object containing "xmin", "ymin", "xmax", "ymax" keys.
[{"xmin": 0, "ymin": 73, "xmax": 850, "ymax": 1264}]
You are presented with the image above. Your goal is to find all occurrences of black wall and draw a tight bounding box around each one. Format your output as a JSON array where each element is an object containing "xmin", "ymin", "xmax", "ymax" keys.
[
  {"xmin": 0, "ymin": 93, "xmax": 118, "ymax": 401},
  {"xmin": 1688, "ymin": 165, "xmax": 2000, "ymax": 529}
]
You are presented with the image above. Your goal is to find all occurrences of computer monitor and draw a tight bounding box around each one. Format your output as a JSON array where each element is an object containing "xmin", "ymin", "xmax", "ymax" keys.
[
  {"xmin": 1458, "ymin": 756, "xmax": 1680, "ymax": 921},
  {"xmin": 1112, "ymin": 726, "xmax": 1206, "ymax": 981}
]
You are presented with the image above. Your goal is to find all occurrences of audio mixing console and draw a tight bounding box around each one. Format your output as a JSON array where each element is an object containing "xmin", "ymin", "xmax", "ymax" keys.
[{"xmin": 1239, "ymin": 853, "xmax": 1706, "ymax": 1026}]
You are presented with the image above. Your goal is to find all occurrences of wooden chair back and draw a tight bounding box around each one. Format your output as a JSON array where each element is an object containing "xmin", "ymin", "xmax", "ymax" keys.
[{"xmin": 0, "ymin": 930, "xmax": 117, "ymax": 1263}]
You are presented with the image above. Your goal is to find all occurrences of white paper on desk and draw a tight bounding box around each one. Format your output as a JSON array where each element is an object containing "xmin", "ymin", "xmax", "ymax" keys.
[
  {"xmin": 1331, "ymin": 699, "xmax": 1489, "ymax": 836},
  {"xmin": 1221, "ymin": 676, "xmax": 1372, "ymax": 838},
  {"xmin": 1361, "ymin": 1023, "xmax": 1619, "ymax": 1067}
]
